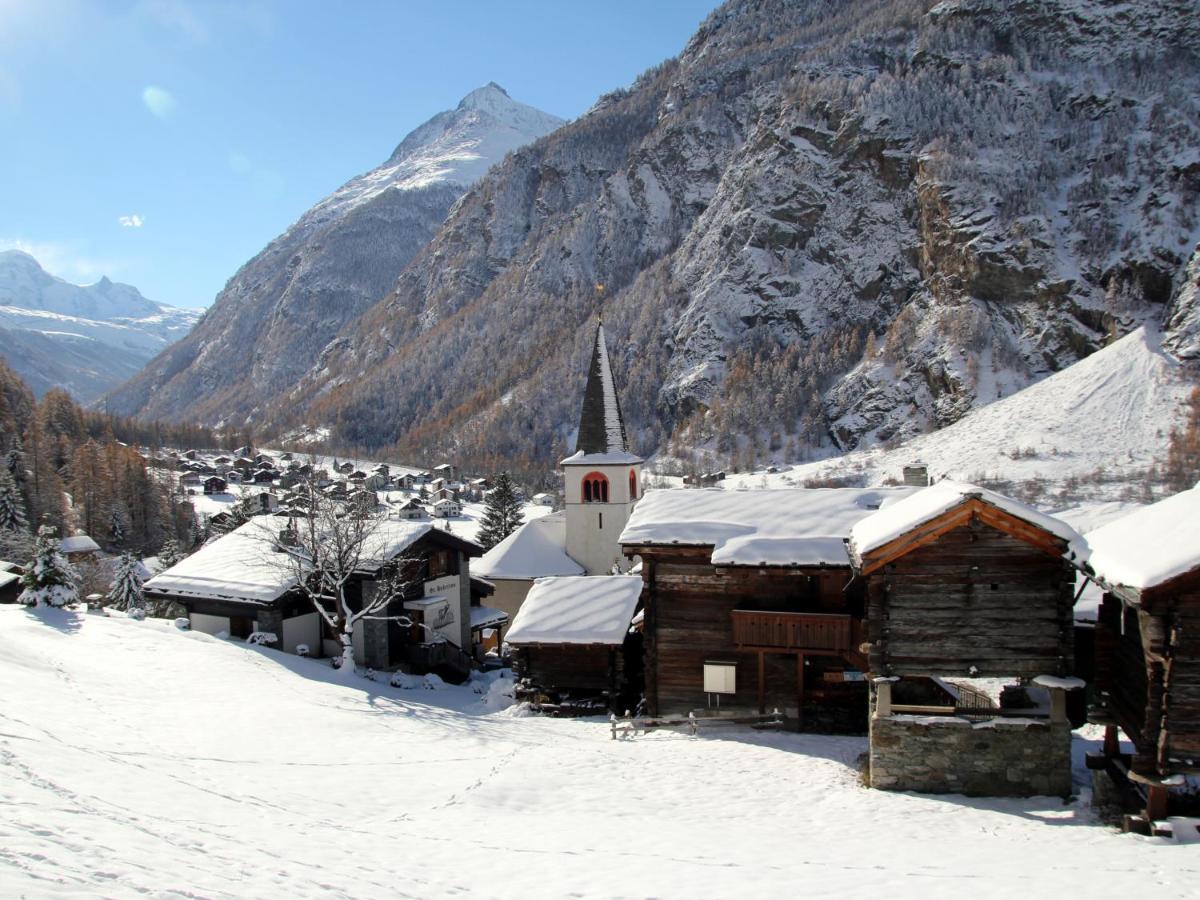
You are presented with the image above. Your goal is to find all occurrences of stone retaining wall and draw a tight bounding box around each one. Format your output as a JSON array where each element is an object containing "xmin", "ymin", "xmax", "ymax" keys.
[{"xmin": 869, "ymin": 713, "xmax": 1072, "ymax": 797}]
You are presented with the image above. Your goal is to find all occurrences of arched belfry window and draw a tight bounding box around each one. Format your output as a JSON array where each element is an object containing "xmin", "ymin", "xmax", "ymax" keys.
[
  {"xmin": 629, "ymin": 469, "xmax": 638, "ymax": 500},
  {"xmin": 582, "ymin": 472, "xmax": 609, "ymax": 503}
]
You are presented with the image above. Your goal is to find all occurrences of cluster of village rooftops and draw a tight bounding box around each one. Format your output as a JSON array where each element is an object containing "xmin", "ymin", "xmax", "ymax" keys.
[{"xmin": 135, "ymin": 323, "xmax": 1200, "ymax": 827}]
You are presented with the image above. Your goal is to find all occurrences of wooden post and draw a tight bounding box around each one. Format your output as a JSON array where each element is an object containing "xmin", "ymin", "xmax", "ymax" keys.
[
  {"xmin": 796, "ymin": 653, "xmax": 805, "ymax": 731},
  {"xmin": 757, "ymin": 651, "xmax": 765, "ymax": 715},
  {"xmin": 1146, "ymin": 784, "xmax": 1169, "ymax": 822},
  {"xmin": 1103, "ymin": 724, "xmax": 1120, "ymax": 757},
  {"xmin": 1048, "ymin": 687, "xmax": 1067, "ymax": 724}
]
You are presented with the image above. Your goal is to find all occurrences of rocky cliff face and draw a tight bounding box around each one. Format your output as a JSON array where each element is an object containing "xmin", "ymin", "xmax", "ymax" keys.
[
  {"xmin": 113, "ymin": 0, "xmax": 1200, "ymax": 473},
  {"xmin": 106, "ymin": 84, "xmax": 563, "ymax": 423}
]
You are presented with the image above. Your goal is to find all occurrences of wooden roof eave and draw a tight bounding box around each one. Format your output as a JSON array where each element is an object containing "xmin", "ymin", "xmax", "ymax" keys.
[{"xmin": 855, "ymin": 498, "xmax": 1069, "ymax": 576}]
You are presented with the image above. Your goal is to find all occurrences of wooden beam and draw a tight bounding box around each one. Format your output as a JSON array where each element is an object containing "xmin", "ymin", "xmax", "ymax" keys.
[
  {"xmin": 757, "ymin": 651, "xmax": 765, "ymax": 715},
  {"xmin": 796, "ymin": 653, "xmax": 805, "ymax": 731}
]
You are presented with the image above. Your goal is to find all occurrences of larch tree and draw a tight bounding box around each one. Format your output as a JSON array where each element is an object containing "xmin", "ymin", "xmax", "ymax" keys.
[
  {"xmin": 476, "ymin": 472, "xmax": 523, "ymax": 550},
  {"xmin": 19, "ymin": 526, "xmax": 79, "ymax": 608}
]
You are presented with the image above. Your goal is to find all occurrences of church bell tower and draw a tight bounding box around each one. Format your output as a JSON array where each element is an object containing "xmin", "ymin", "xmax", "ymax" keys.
[{"xmin": 561, "ymin": 320, "xmax": 643, "ymax": 575}]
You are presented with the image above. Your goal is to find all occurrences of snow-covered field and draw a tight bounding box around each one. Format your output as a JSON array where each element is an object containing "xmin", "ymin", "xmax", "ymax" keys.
[{"xmin": 2, "ymin": 607, "xmax": 1196, "ymax": 898}]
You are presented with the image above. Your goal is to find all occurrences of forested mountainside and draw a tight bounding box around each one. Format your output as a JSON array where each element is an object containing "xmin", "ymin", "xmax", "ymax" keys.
[
  {"xmin": 0, "ymin": 251, "xmax": 200, "ymax": 402},
  {"xmin": 106, "ymin": 84, "xmax": 563, "ymax": 421},
  {"xmin": 112, "ymin": 0, "xmax": 1200, "ymax": 477}
]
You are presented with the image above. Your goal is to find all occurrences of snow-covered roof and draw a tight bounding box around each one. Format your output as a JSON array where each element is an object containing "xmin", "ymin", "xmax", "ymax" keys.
[
  {"xmin": 60, "ymin": 535, "xmax": 100, "ymax": 554},
  {"xmin": 145, "ymin": 521, "xmax": 295, "ymax": 604},
  {"xmin": 145, "ymin": 516, "xmax": 433, "ymax": 604},
  {"xmin": 619, "ymin": 487, "xmax": 919, "ymax": 567},
  {"xmin": 473, "ymin": 512, "xmax": 585, "ymax": 579},
  {"xmin": 469, "ymin": 606, "xmax": 509, "ymax": 630},
  {"xmin": 559, "ymin": 449, "xmax": 643, "ymax": 466},
  {"xmin": 847, "ymin": 480, "xmax": 1081, "ymax": 566},
  {"xmin": 505, "ymin": 576, "xmax": 642, "ymax": 646},
  {"xmin": 0, "ymin": 570, "xmax": 19, "ymax": 590},
  {"xmin": 1080, "ymin": 484, "xmax": 1200, "ymax": 595}
]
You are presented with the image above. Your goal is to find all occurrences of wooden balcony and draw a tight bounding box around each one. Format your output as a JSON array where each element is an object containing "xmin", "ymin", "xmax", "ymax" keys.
[{"xmin": 731, "ymin": 610, "xmax": 856, "ymax": 654}]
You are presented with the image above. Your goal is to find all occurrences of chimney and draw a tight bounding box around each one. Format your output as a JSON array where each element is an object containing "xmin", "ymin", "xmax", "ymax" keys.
[{"xmin": 902, "ymin": 463, "xmax": 930, "ymax": 487}]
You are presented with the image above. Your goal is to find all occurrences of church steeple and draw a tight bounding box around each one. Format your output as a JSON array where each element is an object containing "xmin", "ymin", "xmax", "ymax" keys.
[{"xmin": 575, "ymin": 321, "xmax": 629, "ymax": 455}]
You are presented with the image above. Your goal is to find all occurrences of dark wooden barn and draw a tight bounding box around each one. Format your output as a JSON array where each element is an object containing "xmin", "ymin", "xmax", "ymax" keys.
[
  {"xmin": 1079, "ymin": 485, "xmax": 1200, "ymax": 824},
  {"xmin": 619, "ymin": 487, "xmax": 917, "ymax": 728},
  {"xmin": 847, "ymin": 481, "xmax": 1083, "ymax": 797},
  {"xmin": 505, "ymin": 575, "xmax": 643, "ymax": 714}
]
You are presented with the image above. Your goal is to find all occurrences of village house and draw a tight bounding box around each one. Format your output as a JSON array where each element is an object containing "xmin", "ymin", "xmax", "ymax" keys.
[
  {"xmin": 60, "ymin": 534, "xmax": 102, "ymax": 564},
  {"xmin": 203, "ymin": 476, "xmax": 228, "ymax": 495},
  {"xmin": 394, "ymin": 498, "xmax": 427, "ymax": 520},
  {"xmin": 0, "ymin": 561, "xmax": 23, "ymax": 604},
  {"xmin": 506, "ymin": 575, "xmax": 643, "ymax": 713},
  {"xmin": 432, "ymin": 497, "xmax": 462, "ymax": 518},
  {"xmin": 846, "ymin": 481, "xmax": 1084, "ymax": 797},
  {"xmin": 144, "ymin": 515, "xmax": 486, "ymax": 680},
  {"xmin": 1078, "ymin": 484, "xmax": 1200, "ymax": 825}
]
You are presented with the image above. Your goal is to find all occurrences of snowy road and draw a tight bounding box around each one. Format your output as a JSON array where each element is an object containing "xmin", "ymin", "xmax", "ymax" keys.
[{"xmin": 1, "ymin": 607, "xmax": 1195, "ymax": 898}]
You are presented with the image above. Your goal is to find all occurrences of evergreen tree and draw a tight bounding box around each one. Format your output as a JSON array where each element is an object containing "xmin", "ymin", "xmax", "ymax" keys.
[
  {"xmin": 0, "ymin": 466, "xmax": 27, "ymax": 532},
  {"xmin": 158, "ymin": 537, "xmax": 184, "ymax": 570},
  {"xmin": 476, "ymin": 472, "xmax": 524, "ymax": 550},
  {"xmin": 19, "ymin": 525, "xmax": 79, "ymax": 608},
  {"xmin": 5, "ymin": 436, "xmax": 24, "ymax": 481},
  {"xmin": 107, "ymin": 551, "xmax": 145, "ymax": 615},
  {"xmin": 107, "ymin": 503, "xmax": 127, "ymax": 547},
  {"xmin": 0, "ymin": 466, "xmax": 31, "ymax": 561}
]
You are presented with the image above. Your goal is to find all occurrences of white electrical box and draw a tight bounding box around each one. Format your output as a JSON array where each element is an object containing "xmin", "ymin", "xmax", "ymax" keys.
[{"xmin": 703, "ymin": 660, "xmax": 737, "ymax": 695}]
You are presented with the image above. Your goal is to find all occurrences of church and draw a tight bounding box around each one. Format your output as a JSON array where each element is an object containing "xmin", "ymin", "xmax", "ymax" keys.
[{"xmin": 474, "ymin": 320, "xmax": 643, "ymax": 621}]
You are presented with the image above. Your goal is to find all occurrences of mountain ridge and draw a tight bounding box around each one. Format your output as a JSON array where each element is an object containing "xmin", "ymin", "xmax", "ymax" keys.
[{"xmin": 105, "ymin": 84, "xmax": 565, "ymax": 422}]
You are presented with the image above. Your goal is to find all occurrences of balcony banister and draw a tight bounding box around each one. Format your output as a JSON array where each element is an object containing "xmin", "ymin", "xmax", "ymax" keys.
[{"xmin": 731, "ymin": 609, "xmax": 854, "ymax": 653}]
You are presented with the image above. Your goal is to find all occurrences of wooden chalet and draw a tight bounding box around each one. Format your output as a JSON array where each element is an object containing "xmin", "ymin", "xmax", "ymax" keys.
[
  {"xmin": 0, "ymin": 562, "xmax": 23, "ymax": 604},
  {"xmin": 144, "ymin": 516, "xmax": 487, "ymax": 681},
  {"xmin": 1078, "ymin": 485, "xmax": 1200, "ymax": 822},
  {"xmin": 203, "ymin": 476, "xmax": 228, "ymax": 495},
  {"xmin": 506, "ymin": 576, "xmax": 643, "ymax": 713},
  {"xmin": 847, "ymin": 481, "xmax": 1084, "ymax": 797},
  {"xmin": 847, "ymin": 481, "xmax": 1079, "ymax": 680},
  {"xmin": 619, "ymin": 487, "xmax": 918, "ymax": 728}
]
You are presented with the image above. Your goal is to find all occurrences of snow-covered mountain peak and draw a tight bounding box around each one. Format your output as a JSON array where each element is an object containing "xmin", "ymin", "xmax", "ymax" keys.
[
  {"xmin": 456, "ymin": 81, "xmax": 511, "ymax": 112},
  {"xmin": 0, "ymin": 250, "xmax": 162, "ymax": 320},
  {"xmin": 307, "ymin": 85, "xmax": 563, "ymax": 225}
]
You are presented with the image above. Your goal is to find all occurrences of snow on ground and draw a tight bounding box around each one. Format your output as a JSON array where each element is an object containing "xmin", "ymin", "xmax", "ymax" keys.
[{"xmin": 2, "ymin": 607, "xmax": 1196, "ymax": 898}]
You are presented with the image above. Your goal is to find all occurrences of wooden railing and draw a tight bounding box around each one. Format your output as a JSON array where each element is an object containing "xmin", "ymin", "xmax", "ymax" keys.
[{"xmin": 731, "ymin": 610, "xmax": 855, "ymax": 653}]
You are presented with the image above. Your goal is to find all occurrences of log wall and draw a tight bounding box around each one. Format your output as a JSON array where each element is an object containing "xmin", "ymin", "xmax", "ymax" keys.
[
  {"xmin": 635, "ymin": 547, "xmax": 863, "ymax": 718},
  {"xmin": 870, "ymin": 522, "xmax": 1074, "ymax": 678}
]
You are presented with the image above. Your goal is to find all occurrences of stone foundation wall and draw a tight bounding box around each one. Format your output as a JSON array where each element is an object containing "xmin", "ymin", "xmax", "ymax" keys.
[{"xmin": 869, "ymin": 714, "xmax": 1072, "ymax": 797}]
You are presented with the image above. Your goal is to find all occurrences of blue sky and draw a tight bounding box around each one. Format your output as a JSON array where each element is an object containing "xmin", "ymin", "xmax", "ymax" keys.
[{"xmin": 0, "ymin": 0, "xmax": 718, "ymax": 308}]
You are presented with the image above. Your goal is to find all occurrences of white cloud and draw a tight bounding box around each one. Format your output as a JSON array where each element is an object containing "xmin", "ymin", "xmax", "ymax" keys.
[
  {"xmin": 0, "ymin": 237, "xmax": 125, "ymax": 285},
  {"xmin": 142, "ymin": 85, "xmax": 177, "ymax": 119},
  {"xmin": 118, "ymin": 214, "xmax": 144, "ymax": 228}
]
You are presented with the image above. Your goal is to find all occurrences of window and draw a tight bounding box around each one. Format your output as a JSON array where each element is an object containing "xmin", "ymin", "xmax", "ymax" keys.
[
  {"xmin": 629, "ymin": 469, "xmax": 638, "ymax": 500},
  {"xmin": 582, "ymin": 472, "xmax": 609, "ymax": 503}
]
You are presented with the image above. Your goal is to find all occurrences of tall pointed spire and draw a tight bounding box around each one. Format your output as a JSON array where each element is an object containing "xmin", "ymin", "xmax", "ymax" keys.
[{"xmin": 575, "ymin": 321, "xmax": 629, "ymax": 455}]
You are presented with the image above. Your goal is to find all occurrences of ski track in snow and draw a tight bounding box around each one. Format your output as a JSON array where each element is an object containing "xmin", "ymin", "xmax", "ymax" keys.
[{"xmin": 1, "ymin": 607, "xmax": 1196, "ymax": 898}]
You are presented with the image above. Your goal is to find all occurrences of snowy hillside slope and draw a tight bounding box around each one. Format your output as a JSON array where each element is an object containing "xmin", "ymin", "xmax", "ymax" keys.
[
  {"xmin": 2, "ymin": 606, "xmax": 1196, "ymax": 897},
  {"xmin": 208, "ymin": 0, "xmax": 1199, "ymax": 476},
  {"xmin": 0, "ymin": 251, "xmax": 200, "ymax": 402},
  {"xmin": 722, "ymin": 326, "xmax": 1194, "ymax": 504},
  {"xmin": 106, "ymin": 84, "xmax": 564, "ymax": 422}
]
